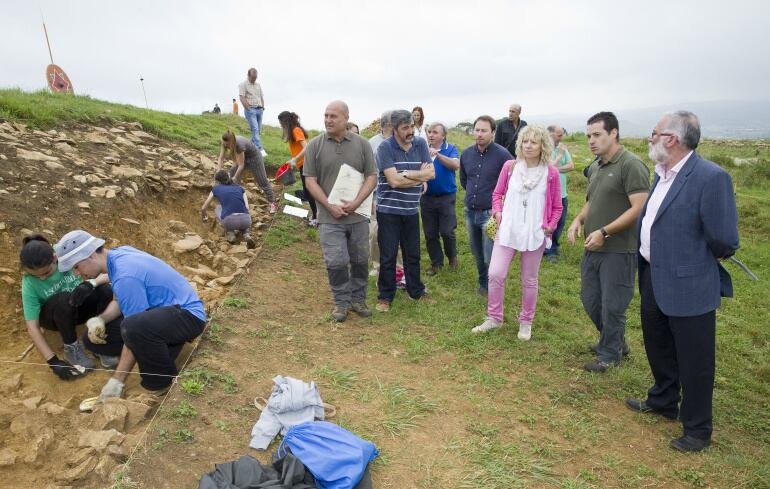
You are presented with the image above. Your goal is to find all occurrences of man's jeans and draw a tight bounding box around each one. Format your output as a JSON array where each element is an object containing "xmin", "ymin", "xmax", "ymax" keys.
[
  {"xmin": 244, "ymin": 107, "xmax": 264, "ymax": 150},
  {"xmin": 580, "ymin": 251, "xmax": 636, "ymax": 363},
  {"xmin": 318, "ymin": 222, "xmax": 370, "ymax": 308},
  {"xmin": 544, "ymin": 196, "xmax": 568, "ymax": 257},
  {"xmin": 464, "ymin": 207, "xmax": 494, "ymax": 290},
  {"xmin": 377, "ymin": 212, "xmax": 425, "ymax": 302}
]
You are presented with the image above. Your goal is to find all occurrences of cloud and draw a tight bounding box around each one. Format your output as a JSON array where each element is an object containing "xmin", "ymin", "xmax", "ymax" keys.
[{"xmin": 1, "ymin": 0, "xmax": 768, "ymax": 130}]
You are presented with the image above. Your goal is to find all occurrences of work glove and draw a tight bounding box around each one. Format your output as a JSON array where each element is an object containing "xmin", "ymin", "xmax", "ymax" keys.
[
  {"xmin": 47, "ymin": 355, "xmax": 82, "ymax": 381},
  {"xmin": 69, "ymin": 281, "xmax": 95, "ymax": 307},
  {"xmin": 86, "ymin": 316, "xmax": 107, "ymax": 344},
  {"xmin": 288, "ymin": 158, "xmax": 297, "ymax": 170},
  {"xmin": 98, "ymin": 377, "xmax": 125, "ymax": 402}
]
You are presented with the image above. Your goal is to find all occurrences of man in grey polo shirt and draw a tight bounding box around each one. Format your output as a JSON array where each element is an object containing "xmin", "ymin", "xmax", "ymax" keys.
[
  {"xmin": 303, "ymin": 100, "xmax": 378, "ymax": 322},
  {"xmin": 568, "ymin": 111, "xmax": 650, "ymax": 373}
]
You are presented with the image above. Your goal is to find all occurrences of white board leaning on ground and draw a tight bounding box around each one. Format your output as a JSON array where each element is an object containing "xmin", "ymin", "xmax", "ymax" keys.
[{"xmin": 327, "ymin": 164, "xmax": 373, "ymax": 219}]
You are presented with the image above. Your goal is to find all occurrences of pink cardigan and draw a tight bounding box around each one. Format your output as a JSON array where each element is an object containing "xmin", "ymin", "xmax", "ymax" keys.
[{"xmin": 491, "ymin": 160, "xmax": 563, "ymax": 231}]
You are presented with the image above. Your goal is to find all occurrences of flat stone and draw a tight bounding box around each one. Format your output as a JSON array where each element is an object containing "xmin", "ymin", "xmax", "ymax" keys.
[
  {"xmin": 121, "ymin": 398, "xmax": 153, "ymax": 429},
  {"xmin": 181, "ymin": 156, "xmax": 200, "ymax": 169},
  {"xmin": 168, "ymin": 220, "xmax": 188, "ymax": 232},
  {"xmin": 197, "ymin": 244, "xmax": 214, "ymax": 259},
  {"xmin": 213, "ymin": 275, "xmax": 236, "ymax": 286},
  {"xmin": 54, "ymin": 142, "xmax": 76, "ymax": 153},
  {"xmin": 45, "ymin": 160, "xmax": 66, "ymax": 170},
  {"xmin": 95, "ymin": 454, "xmax": 119, "ymax": 479},
  {"xmin": 77, "ymin": 202, "xmax": 90, "ymax": 209},
  {"xmin": 24, "ymin": 427, "xmax": 55, "ymax": 463},
  {"xmin": 0, "ymin": 373, "xmax": 22, "ymax": 394},
  {"xmin": 22, "ymin": 395, "xmax": 44, "ymax": 409},
  {"xmin": 11, "ymin": 409, "xmax": 49, "ymax": 436},
  {"xmin": 16, "ymin": 148, "xmax": 60, "ymax": 162},
  {"xmin": 123, "ymin": 187, "xmax": 136, "ymax": 198},
  {"xmin": 227, "ymin": 244, "xmax": 248, "ymax": 254},
  {"xmin": 121, "ymin": 218, "xmax": 140, "ymax": 225},
  {"xmin": 56, "ymin": 453, "xmax": 98, "ymax": 482},
  {"xmin": 89, "ymin": 400, "xmax": 128, "ymax": 431},
  {"xmin": 111, "ymin": 166, "xmax": 143, "ymax": 178},
  {"xmin": 1, "ymin": 276, "xmax": 14, "ymax": 285},
  {"xmin": 173, "ymin": 235, "xmax": 204, "ymax": 253},
  {"xmin": 77, "ymin": 429, "xmax": 125, "ymax": 450},
  {"xmin": 41, "ymin": 402, "xmax": 67, "ymax": 415},
  {"xmin": 0, "ymin": 448, "xmax": 17, "ymax": 466},
  {"xmin": 83, "ymin": 133, "xmax": 110, "ymax": 144},
  {"xmin": 200, "ymin": 155, "xmax": 217, "ymax": 171}
]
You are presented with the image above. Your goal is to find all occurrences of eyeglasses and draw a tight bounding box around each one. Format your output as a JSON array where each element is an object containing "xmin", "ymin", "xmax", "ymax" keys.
[{"xmin": 650, "ymin": 130, "xmax": 675, "ymax": 139}]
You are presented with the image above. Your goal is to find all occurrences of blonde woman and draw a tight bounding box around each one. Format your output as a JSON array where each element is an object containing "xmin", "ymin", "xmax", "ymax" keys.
[
  {"xmin": 216, "ymin": 130, "xmax": 276, "ymax": 213},
  {"xmin": 472, "ymin": 125, "xmax": 562, "ymax": 340}
]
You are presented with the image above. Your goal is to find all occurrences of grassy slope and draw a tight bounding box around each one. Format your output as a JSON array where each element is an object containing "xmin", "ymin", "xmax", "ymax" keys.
[
  {"xmin": 0, "ymin": 88, "xmax": 308, "ymax": 169},
  {"xmin": 3, "ymin": 90, "xmax": 769, "ymax": 487}
]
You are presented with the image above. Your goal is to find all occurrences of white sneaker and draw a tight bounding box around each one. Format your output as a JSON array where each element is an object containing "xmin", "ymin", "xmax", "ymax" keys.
[
  {"xmin": 518, "ymin": 323, "xmax": 532, "ymax": 341},
  {"xmin": 472, "ymin": 317, "xmax": 502, "ymax": 333},
  {"xmin": 260, "ymin": 149, "xmax": 268, "ymax": 157}
]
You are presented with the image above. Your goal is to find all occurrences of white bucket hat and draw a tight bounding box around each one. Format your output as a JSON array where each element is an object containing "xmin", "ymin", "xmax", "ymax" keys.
[{"xmin": 55, "ymin": 230, "xmax": 105, "ymax": 272}]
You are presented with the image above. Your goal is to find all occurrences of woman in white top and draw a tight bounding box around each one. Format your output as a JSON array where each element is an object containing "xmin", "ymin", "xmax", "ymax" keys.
[
  {"xmin": 411, "ymin": 106, "xmax": 426, "ymax": 140},
  {"xmin": 472, "ymin": 125, "xmax": 563, "ymax": 340}
]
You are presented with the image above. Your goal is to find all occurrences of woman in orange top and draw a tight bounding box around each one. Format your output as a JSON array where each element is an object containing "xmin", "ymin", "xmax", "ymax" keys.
[{"xmin": 278, "ymin": 111, "xmax": 317, "ymax": 225}]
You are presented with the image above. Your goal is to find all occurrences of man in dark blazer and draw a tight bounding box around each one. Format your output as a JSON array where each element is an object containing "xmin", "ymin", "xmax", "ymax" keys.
[{"xmin": 626, "ymin": 111, "xmax": 739, "ymax": 452}]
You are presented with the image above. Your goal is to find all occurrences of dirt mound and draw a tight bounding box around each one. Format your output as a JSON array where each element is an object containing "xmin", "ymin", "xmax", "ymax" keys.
[{"xmin": 0, "ymin": 119, "xmax": 276, "ymax": 488}]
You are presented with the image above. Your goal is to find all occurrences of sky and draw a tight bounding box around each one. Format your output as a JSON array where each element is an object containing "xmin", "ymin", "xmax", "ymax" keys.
[{"xmin": 2, "ymin": 0, "xmax": 769, "ymax": 132}]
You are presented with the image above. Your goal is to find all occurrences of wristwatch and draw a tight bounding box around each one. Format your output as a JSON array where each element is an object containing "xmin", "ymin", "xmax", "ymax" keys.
[{"xmin": 600, "ymin": 227, "xmax": 611, "ymax": 239}]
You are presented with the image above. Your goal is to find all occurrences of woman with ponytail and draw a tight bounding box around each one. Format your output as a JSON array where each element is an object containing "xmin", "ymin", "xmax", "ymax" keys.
[
  {"xmin": 217, "ymin": 129, "xmax": 277, "ymax": 214},
  {"xmin": 278, "ymin": 111, "xmax": 317, "ymax": 226},
  {"xmin": 200, "ymin": 170, "xmax": 257, "ymax": 248},
  {"xmin": 19, "ymin": 234, "xmax": 124, "ymax": 380}
]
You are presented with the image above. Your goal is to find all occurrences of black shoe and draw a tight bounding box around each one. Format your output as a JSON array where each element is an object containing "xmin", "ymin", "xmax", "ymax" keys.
[
  {"xmin": 425, "ymin": 265, "xmax": 440, "ymax": 277},
  {"xmin": 590, "ymin": 341, "xmax": 631, "ymax": 356},
  {"xmin": 625, "ymin": 398, "xmax": 678, "ymax": 420},
  {"xmin": 670, "ymin": 435, "xmax": 711, "ymax": 452},
  {"xmin": 448, "ymin": 256, "xmax": 459, "ymax": 269},
  {"xmin": 477, "ymin": 287, "xmax": 488, "ymax": 297},
  {"xmin": 583, "ymin": 360, "xmax": 615, "ymax": 373}
]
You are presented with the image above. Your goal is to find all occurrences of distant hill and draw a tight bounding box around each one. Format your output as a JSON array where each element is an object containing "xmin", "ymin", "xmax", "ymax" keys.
[{"xmin": 526, "ymin": 100, "xmax": 770, "ymax": 140}]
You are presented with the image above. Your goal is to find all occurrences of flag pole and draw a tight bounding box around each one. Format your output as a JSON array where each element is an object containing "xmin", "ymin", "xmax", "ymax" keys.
[{"xmin": 41, "ymin": 10, "xmax": 54, "ymax": 65}]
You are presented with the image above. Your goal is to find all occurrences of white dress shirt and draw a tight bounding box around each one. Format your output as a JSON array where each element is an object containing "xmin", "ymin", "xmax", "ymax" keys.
[{"xmin": 639, "ymin": 151, "xmax": 693, "ymax": 262}]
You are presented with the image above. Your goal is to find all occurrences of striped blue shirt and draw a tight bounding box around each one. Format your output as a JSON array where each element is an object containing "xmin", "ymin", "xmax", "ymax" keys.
[{"xmin": 376, "ymin": 136, "xmax": 431, "ymax": 215}]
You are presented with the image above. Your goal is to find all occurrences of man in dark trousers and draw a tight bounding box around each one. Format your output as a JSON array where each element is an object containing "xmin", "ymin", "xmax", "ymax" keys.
[{"xmin": 626, "ymin": 111, "xmax": 739, "ymax": 452}]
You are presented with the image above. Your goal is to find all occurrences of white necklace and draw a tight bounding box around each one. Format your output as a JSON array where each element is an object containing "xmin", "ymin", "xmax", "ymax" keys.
[{"xmin": 517, "ymin": 163, "xmax": 546, "ymax": 208}]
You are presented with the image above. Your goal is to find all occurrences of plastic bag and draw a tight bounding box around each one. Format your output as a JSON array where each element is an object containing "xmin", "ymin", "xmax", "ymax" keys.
[{"xmin": 278, "ymin": 421, "xmax": 378, "ymax": 489}]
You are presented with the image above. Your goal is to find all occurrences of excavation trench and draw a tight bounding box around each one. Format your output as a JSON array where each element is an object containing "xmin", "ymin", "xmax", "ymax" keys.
[{"xmin": 0, "ymin": 120, "xmax": 276, "ymax": 487}]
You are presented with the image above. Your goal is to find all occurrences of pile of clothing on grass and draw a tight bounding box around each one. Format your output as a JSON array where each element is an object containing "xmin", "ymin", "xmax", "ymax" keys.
[{"xmin": 198, "ymin": 376, "xmax": 378, "ymax": 489}]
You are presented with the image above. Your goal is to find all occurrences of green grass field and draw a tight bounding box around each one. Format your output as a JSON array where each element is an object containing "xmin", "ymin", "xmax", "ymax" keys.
[{"xmin": 2, "ymin": 89, "xmax": 769, "ymax": 487}]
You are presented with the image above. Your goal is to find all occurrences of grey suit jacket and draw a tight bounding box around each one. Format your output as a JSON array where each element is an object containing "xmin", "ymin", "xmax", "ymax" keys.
[{"xmin": 637, "ymin": 152, "xmax": 739, "ymax": 317}]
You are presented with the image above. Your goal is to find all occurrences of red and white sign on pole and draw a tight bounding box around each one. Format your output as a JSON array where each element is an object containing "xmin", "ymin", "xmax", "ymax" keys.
[{"xmin": 46, "ymin": 64, "xmax": 73, "ymax": 94}]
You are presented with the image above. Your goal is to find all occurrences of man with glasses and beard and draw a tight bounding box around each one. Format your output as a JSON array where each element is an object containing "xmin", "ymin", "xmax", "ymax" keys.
[{"xmin": 626, "ymin": 111, "xmax": 739, "ymax": 452}]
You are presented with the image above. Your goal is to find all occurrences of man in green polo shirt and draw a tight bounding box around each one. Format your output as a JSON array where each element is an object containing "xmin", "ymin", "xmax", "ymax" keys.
[
  {"xmin": 303, "ymin": 100, "xmax": 378, "ymax": 322},
  {"xmin": 567, "ymin": 111, "xmax": 650, "ymax": 373}
]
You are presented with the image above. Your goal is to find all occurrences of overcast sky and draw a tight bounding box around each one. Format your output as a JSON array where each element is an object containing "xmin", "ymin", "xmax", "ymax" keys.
[{"xmin": 2, "ymin": 0, "xmax": 769, "ymax": 131}]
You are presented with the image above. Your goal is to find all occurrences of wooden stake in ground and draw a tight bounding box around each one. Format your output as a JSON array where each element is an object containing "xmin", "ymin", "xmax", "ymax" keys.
[{"xmin": 16, "ymin": 343, "xmax": 34, "ymax": 361}]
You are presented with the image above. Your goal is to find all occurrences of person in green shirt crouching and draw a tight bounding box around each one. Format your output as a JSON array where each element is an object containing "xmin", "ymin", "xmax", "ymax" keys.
[{"xmin": 19, "ymin": 234, "xmax": 124, "ymax": 380}]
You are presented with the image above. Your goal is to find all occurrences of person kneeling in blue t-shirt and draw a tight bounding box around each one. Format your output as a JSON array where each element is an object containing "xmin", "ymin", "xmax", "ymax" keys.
[
  {"xmin": 200, "ymin": 170, "xmax": 256, "ymax": 248},
  {"xmin": 55, "ymin": 230, "xmax": 207, "ymax": 399}
]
